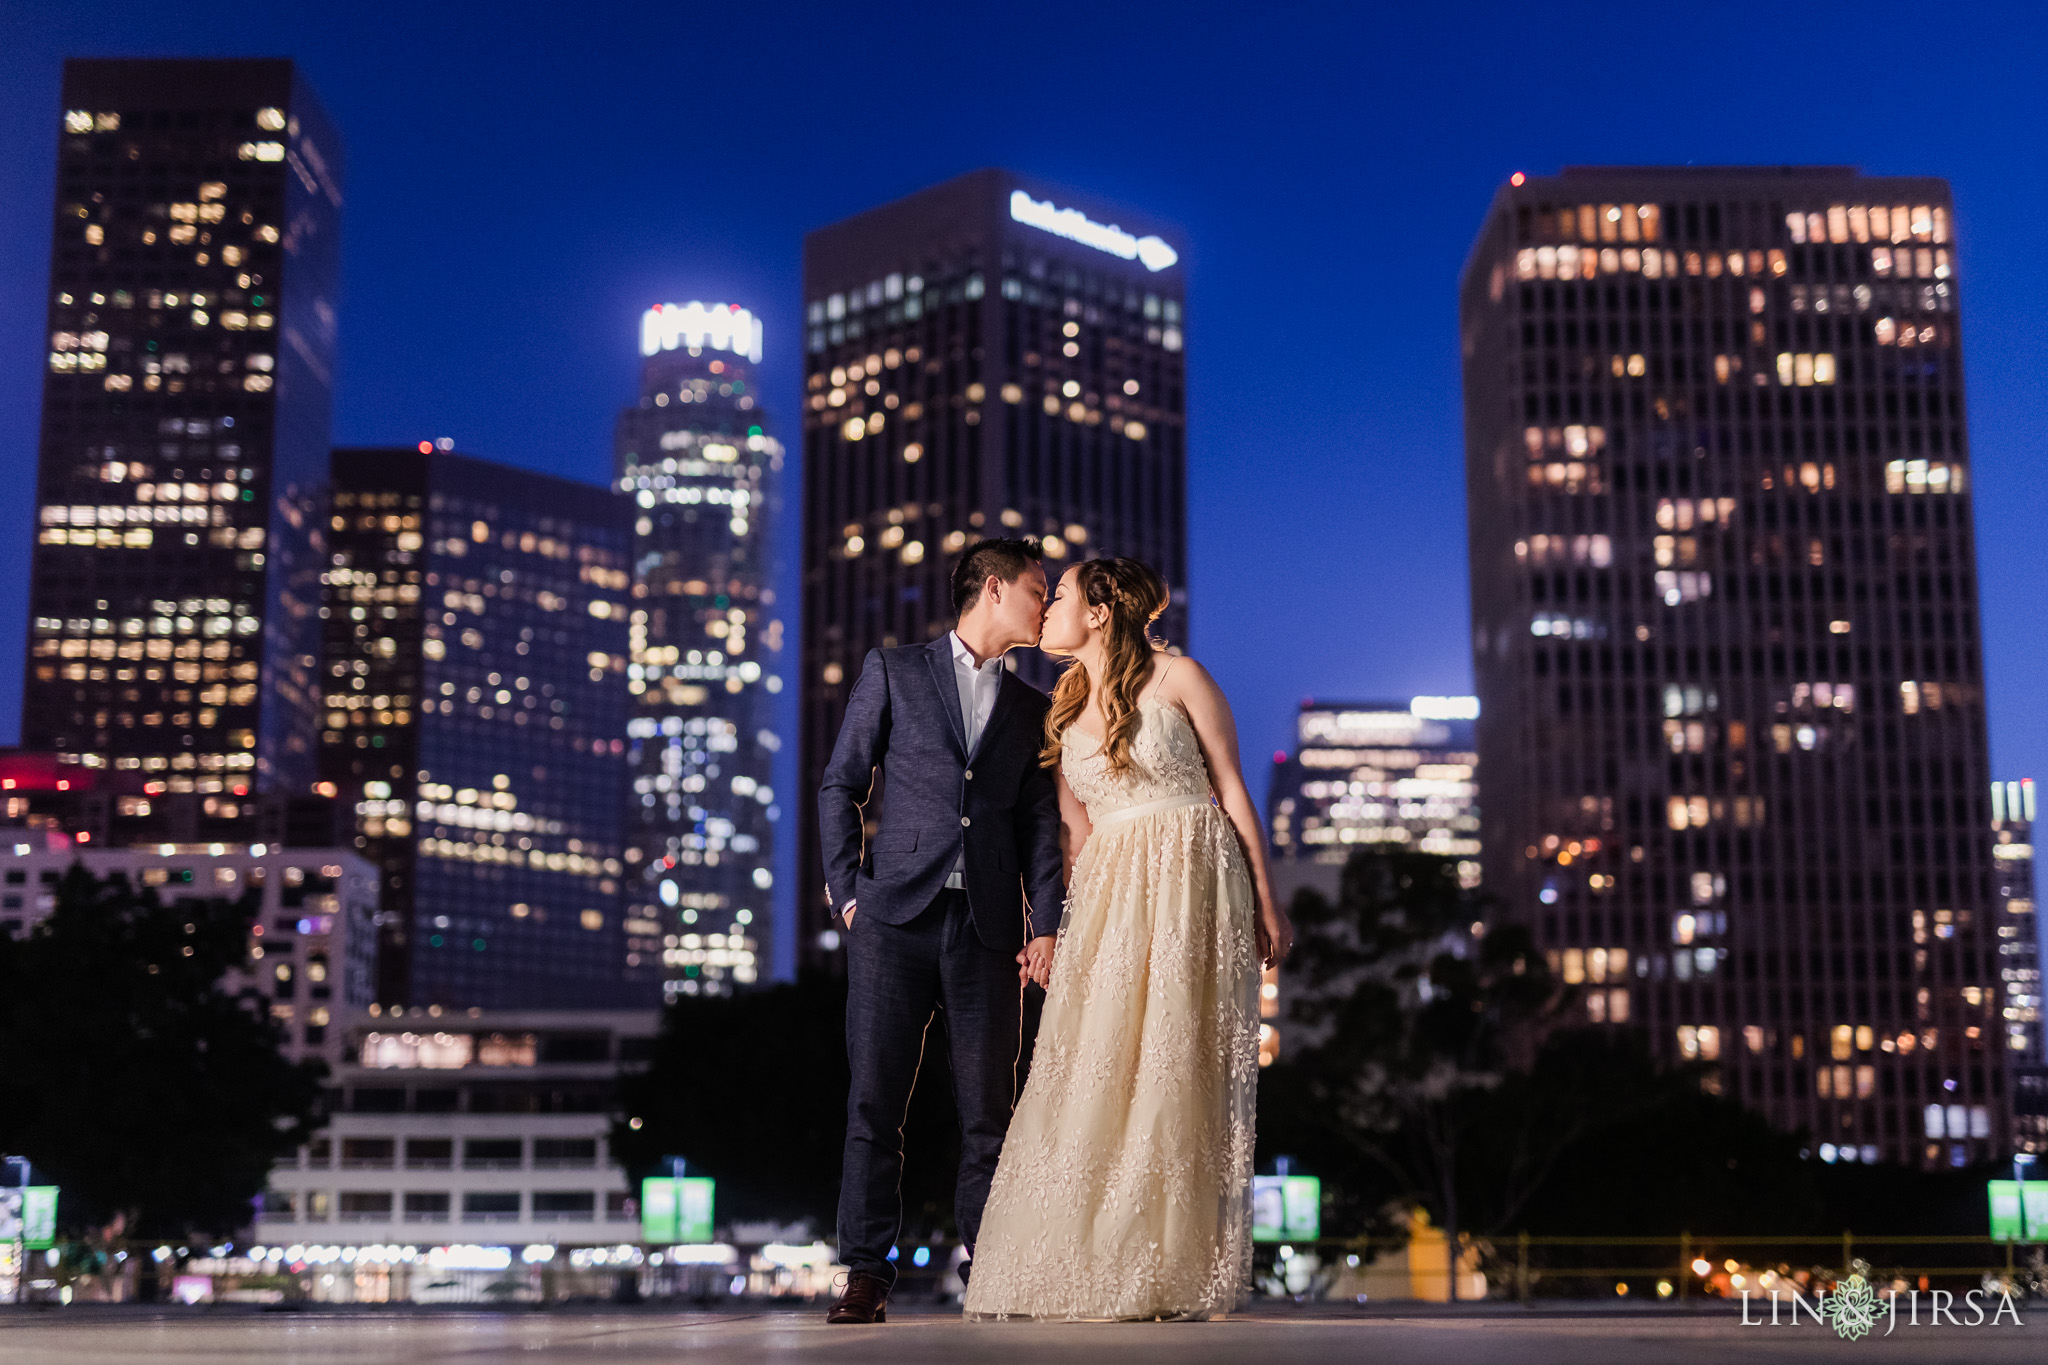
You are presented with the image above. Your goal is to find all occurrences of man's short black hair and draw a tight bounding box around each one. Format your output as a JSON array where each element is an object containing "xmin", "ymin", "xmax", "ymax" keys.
[{"xmin": 950, "ymin": 536, "xmax": 1045, "ymax": 616}]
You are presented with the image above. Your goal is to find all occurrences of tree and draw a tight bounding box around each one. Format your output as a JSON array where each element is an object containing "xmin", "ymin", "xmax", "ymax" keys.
[
  {"xmin": 612, "ymin": 972, "xmax": 969, "ymax": 1237},
  {"xmin": 0, "ymin": 865, "xmax": 325, "ymax": 1242},
  {"xmin": 613, "ymin": 974, "xmax": 850, "ymax": 1227},
  {"xmin": 1458, "ymin": 1026, "xmax": 1819, "ymax": 1238},
  {"xmin": 1262, "ymin": 848, "xmax": 1996, "ymax": 1289},
  {"xmin": 1261, "ymin": 850, "xmax": 1562, "ymax": 1273},
  {"xmin": 1260, "ymin": 850, "xmax": 1823, "ymax": 1258}
]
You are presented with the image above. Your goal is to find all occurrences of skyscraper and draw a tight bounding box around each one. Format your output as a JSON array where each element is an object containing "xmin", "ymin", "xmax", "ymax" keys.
[
  {"xmin": 799, "ymin": 170, "xmax": 1187, "ymax": 964},
  {"xmin": 322, "ymin": 447, "xmax": 633, "ymax": 1009},
  {"xmin": 614, "ymin": 303, "xmax": 781, "ymax": 1000},
  {"xmin": 1461, "ymin": 168, "xmax": 2006, "ymax": 1167},
  {"xmin": 1993, "ymin": 779, "xmax": 2044, "ymax": 1151},
  {"xmin": 24, "ymin": 59, "xmax": 342, "ymax": 831},
  {"xmin": 1265, "ymin": 696, "xmax": 1483, "ymax": 907}
]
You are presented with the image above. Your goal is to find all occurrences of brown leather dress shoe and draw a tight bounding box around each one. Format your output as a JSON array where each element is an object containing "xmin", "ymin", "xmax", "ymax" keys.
[{"xmin": 826, "ymin": 1270, "xmax": 890, "ymax": 1323}]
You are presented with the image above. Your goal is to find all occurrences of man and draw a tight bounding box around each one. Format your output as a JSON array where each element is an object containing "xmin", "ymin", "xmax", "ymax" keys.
[{"xmin": 817, "ymin": 537, "xmax": 1065, "ymax": 1324}]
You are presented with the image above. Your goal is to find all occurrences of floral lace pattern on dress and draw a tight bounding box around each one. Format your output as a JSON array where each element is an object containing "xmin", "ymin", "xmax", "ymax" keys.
[{"xmin": 963, "ymin": 696, "xmax": 1261, "ymax": 1321}]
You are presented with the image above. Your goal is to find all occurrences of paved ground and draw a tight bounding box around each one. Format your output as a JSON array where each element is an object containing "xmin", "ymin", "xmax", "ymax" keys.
[{"xmin": 1, "ymin": 1302, "xmax": 2044, "ymax": 1364}]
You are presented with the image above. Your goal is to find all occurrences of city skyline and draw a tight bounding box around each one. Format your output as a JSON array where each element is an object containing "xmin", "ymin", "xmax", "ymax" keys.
[
  {"xmin": 4, "ymin": 11, "xmax": 2048, "ymax": 1329},
  {"xmin": 1, "ymin": 8, "xmax": 2045, "ymax": 985}
]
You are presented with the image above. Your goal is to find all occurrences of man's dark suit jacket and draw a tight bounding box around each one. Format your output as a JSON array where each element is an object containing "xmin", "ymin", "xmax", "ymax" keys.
[{"xmin": 819, "ymin": 634, "xmax": 1065, "ymax": 950}]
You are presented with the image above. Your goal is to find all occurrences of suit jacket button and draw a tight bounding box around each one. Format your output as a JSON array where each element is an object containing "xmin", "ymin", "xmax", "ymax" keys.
[
  {"xmin": 960, "ymin": 815, "xmax": 972, "ymax": 827},
  {"xmin": 964, "ymin": 769, "xmax": 974, "ymax": 780}
]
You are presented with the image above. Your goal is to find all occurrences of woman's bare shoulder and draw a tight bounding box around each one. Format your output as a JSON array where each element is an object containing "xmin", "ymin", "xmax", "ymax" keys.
[{"xmin": 1154, "ymin": 650, "xmax": 1219, "ymax": 698}]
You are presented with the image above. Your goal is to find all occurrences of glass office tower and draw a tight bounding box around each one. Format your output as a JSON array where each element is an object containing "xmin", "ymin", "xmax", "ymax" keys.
[
  {"xmin": 798, "ymin": 170, "xmax": 1187, "ymax": 965},
  {"xmin": 1461, "ymin": 167, "xmax": 2006, "ymax": 1166},
  {"xmin": 1266, "ymin": 697, "xmax": 1483, "ymax": 907},
  {"xmin": 323, "ymin": 447, "xmax": 632, "ymax": 1008},
  {"xmin": 24, "ymin": 59, "xmax": 342, "ymax": 835},
  {"xmin": 613, "ymin": 303, "xmax": 781, "ymax": 1000},
  {"xmin": 1994, "ymin": 779, "xmax": 2044, "ymax": 1151}
]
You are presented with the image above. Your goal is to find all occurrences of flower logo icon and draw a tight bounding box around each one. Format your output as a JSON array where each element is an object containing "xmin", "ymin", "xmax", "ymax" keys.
[{"xmin": 1820, "ymin": 1272, "xmax": 1880, "ymax": 1341}]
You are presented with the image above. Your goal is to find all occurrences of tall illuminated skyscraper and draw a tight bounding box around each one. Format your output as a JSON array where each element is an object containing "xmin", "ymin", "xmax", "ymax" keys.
[
  {"xmin": 322, "ymin": 447, "xmax": 633, "ymax": 1009},
  {"xmin": 614, "ymin": 303, "xmax": 782, "ymax": 999},
  {"xmin": 1462, "ymin": 167, "xmax": 2006, "ymax": 1166},
  {"xmin": 23, "ymin": 59, "xmax": 341, "ymax": 830},
  {"xmin": 798, "ymin": 170, "xmax": 1187, "ymax": 966}
]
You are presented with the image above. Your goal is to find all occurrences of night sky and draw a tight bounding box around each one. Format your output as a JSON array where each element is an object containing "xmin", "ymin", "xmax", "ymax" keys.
[{"xmin": 2, "ymin": 3, "xmax": 2043, "ymax": 978}]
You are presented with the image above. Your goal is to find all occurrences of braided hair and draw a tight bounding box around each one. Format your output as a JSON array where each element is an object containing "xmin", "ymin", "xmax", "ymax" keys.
[{"xmin": 1040, "ymin": 557, "xmax": 1171, "ymax": 774}]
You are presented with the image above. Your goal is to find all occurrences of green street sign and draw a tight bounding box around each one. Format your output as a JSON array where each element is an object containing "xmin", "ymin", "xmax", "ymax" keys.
[
  {"xmin": 1989, "ymin": 1180, "xmax": 2048, "ymax": 1242},
  {"xmin": 640, "ymin": 1176, "xmax": 676, "ymax": 1243},
  {"xmin": 21, "ymin": 1188, "xmax": 56, "ymax": 1249},
  {"xmin": 640, "ymin": 1176, "xmax": 714, "ymax": 1243},
  {"xmin": 1252, "ymin": 1174, "xmax": 1321, "ymax": 1243},
  {"xmin": 0, "ymin": 1187, "xmax": 57, "ymax": 1250}
]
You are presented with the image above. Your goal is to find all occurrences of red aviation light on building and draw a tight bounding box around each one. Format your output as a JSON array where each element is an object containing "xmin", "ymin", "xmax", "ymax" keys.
[
  {"xmin": 1511, "ymin": 172, "xmax": 1526, "ymax": 187},
  {"xmin": 417, "ymin": 441, "xmax": 433, "ymax": 454}
]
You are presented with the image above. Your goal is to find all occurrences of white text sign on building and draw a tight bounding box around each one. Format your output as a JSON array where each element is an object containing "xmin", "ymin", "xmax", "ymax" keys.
[{"xmin": 1008, "ymin": 191, "xmax": 1178, "ymax": 272}]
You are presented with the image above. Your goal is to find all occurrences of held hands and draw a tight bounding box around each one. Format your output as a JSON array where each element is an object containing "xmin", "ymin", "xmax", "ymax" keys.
[
  {"xmin": 1017, "ymin": 935, "xmax": 1055, "ymax": 989},
  {"xmin": 1254, "ymin": 898, "xmax": 1294, "ymax": 971}
]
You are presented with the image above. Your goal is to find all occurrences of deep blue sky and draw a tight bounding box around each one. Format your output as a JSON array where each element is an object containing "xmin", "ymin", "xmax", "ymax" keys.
[{"xmin": 2, "ymin": 3, "xmax": 2044, "ymax": 978}]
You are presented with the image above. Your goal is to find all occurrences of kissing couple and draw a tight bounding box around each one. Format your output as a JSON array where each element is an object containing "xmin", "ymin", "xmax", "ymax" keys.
[{"xmin": 818, "ymin": 537, "xmax": 1294, "ymax": 1323}]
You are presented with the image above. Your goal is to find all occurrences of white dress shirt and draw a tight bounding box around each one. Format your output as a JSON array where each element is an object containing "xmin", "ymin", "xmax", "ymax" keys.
[{"xmin": 946, "ymin": 630, "xmax": 1005, "ymax": 888}]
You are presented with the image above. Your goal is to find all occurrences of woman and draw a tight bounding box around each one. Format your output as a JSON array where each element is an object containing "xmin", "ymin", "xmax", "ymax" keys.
[{"xmin": 963, "ymin": 556, "xmax": 1293, "ymax": 1321}]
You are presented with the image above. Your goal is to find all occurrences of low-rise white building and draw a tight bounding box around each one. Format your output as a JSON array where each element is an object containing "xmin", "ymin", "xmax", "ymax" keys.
[{"xmin": 258, "ymin": 1008, "xmax": 659, "ymax": 1256}]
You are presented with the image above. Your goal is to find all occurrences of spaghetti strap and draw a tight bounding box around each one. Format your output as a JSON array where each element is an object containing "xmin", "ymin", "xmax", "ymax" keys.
[{"xmin": 1146, "ymin": 653, "xmax": 1179, "ymax": 704}]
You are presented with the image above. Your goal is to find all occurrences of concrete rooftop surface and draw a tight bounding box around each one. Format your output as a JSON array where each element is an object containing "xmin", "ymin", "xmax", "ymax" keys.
[{"xmin": 1, "ymin": 1302, "xmax": 2045, "ymax": 1364}]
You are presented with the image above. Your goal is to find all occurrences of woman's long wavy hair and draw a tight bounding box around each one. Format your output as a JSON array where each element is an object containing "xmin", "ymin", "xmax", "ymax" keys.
[{"xmin": 1040, "ymin": 557, "xmax": 1171, "ymax": 774}]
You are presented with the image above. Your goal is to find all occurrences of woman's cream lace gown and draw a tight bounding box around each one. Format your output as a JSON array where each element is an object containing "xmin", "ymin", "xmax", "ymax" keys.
[{"xmin": 962, "ymin": 680, "xmax": 1261, "ymax": 1321}]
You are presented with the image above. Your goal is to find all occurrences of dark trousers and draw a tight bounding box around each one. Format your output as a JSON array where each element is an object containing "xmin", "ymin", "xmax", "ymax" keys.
[{"xmin": 838, "ymin": 888, "xmax": 1022, "ymax": 1286}]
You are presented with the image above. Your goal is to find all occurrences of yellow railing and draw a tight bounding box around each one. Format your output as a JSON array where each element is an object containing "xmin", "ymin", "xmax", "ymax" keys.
[{"xmin": 1256, "ymin": 1231, "xmax": 2047, "ymax": 1303}]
